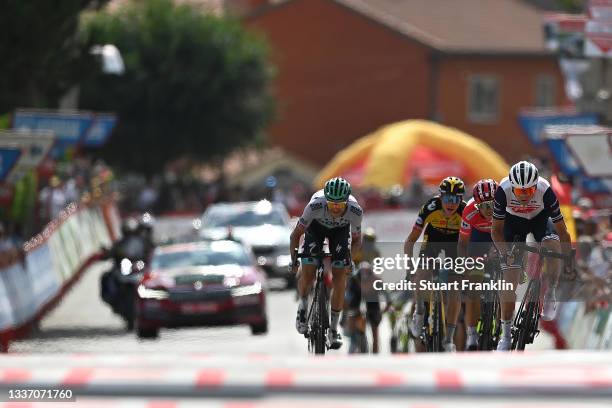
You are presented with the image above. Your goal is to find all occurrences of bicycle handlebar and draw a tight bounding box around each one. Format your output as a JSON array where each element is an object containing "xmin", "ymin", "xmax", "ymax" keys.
[
  {"xmin": 296, "ymin": 252, "xmax": 333, "ymax": 259},
  {"xmin": 509, "ymin": 242, "xmax": 577, "ymax": 277},
  {"xmin": 514, "ymin": 244, "xmax": 571, "ymax": 260}
]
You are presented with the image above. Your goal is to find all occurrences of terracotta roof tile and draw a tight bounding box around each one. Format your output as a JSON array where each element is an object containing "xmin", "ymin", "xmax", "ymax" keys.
[{"xmin": 333, "ymin": 0, "xmax": 550, "ymax": 53}]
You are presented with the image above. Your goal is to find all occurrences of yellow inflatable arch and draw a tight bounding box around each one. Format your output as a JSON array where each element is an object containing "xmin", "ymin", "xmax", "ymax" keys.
[{"xmin": 315, "ymin": 120, "xmax": 509, "ymax": 189}]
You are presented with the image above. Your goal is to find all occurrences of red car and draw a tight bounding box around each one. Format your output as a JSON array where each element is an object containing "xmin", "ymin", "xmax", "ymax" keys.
[{"xmin": 134, "ymin": 239, "xmax": 268, "ymax": 339}]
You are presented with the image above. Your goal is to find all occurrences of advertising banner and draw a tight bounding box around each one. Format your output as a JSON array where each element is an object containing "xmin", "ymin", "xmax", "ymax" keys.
[
  {"xmin": 13, "ymin": 110, "xmax": 89, "ymax": 158},
  {"xmin": 0, "ymin": 146, "xmax": 22, "ymax": 182},
  {"xmin": 518, "ymin": 108, "xmax": 599, "ymax": 146},
  {"xmin": 0, "ymin": 130, "xmax": 54, "ymax": 184},
  {"xmin": 24, "ymin": 243, "xmax": 61, "ymax": 312},
  {"xmin": 82, "ymin": 114, "xmax": 117, "ymax": 147},
  {"xmin": 12, "ymin": 109, "xmax": 116, "ymax": 158},
  {"xmin": 0, "ymin": 272, "xmax": 15, "ymax": 330}
]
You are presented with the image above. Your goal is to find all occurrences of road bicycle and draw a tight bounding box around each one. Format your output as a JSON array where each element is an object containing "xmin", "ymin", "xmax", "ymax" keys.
[
  {"xmin": 297, "ymin": 251, "xmax": 332, "ymax": 355},
  {"xmin": 477, "ymin": 255, "xmax": 502, "ymax": 351},
  {"xmin": 510, "ymin": 241, "xmax": 575, "ymax": 351},
  {"xmin": 420, "ymin": 268, "xmax": 447, "ymax": 352}
]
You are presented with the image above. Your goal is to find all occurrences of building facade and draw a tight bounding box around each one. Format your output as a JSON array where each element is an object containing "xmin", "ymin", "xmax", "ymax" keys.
[{"xmin": 245, "ymin": 0, "xmax": 568, "ymax": 165}]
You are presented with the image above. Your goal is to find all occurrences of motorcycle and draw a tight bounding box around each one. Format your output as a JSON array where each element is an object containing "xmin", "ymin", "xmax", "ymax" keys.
[{"xmin": 100, "ymin": 257, "xmax": 146, "ymax": 330}]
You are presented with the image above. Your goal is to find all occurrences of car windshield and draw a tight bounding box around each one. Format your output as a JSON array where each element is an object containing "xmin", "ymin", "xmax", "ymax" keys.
[
  {"xmin": 152, "ymin": 245, "xmax": 251, "ymax": 269},
  {"xmin": 202, "ymin": 204, "xmax": 286, "ymax": 228}
]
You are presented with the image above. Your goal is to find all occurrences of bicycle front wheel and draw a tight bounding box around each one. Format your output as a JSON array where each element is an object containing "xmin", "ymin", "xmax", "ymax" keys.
[
  {"xmin": 514, "ymin": 280, "xmax": 540, "ymax": 351},
  {"xmin": 314, "ymin": 280, "xmax": 327, "ymax": 354}
]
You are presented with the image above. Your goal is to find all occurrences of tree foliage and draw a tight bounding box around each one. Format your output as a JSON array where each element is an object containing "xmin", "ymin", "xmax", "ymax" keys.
[
  {"xmin": 555, "ymin": 0, "xmax": 586, "ymax": 12},
  {"xmin": 0, "ymin": 0, "xmax": 109, "ymax": 113},
  {"xmin": 79, "ymin": 0, "xmax": 276, "ymax": 174}
]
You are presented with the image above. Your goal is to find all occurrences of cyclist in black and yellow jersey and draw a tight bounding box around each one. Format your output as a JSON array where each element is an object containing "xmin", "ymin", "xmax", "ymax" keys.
[{"xmin": 403, "ymin": 176, "xmax": 466, "ymax": 352}]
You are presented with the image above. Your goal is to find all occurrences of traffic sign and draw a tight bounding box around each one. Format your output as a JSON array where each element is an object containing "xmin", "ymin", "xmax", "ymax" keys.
[
  {"xmin": 585, "ymin": 19, "xmax": 612, "ymax": 57},
  {"xmin": 588, "ymin": 0, "xmax": 612, "ymax": 20}
]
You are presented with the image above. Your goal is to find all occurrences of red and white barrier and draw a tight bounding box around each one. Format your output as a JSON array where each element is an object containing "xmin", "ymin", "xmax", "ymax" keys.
[
  {"xmin": 0, "ymin": 199, "xmax": 118, "ymax": 352},
  {"xmin": 0, "ymin": 352, "xmax": 611, "ymax": 399}
]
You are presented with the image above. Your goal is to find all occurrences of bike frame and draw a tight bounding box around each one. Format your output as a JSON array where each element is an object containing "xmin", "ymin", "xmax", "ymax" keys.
[
  {"xmin": 511, "ymin": 243, "xmax": 571, "ymax": 351},
  {"xmin": 421, "ymin": 269, "xmax": 446, "ymax": 352}
]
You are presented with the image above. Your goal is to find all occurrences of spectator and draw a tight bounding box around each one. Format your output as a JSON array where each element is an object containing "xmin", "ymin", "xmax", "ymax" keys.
[
  {"xmin": 38, "ymin": 176, "xmax": 67, "ymax": 224},
  {"xmin": 64, "ymin": 174, "xmax": 84, "ymax": 204}
]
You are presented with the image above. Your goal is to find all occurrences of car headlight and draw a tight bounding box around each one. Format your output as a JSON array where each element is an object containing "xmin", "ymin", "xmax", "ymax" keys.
[
  {"xmin": 231, "ymin": 282, "xmax": 262, "ymax": 297},
  {"xmin": 276, "ymin": 255, "xmax": 292, "ymax": 267},
  {"xmin": 224, "ymin": 277, "xmax": 240, "ymax": 288},
  {"xmin": 137, "ymin": 285, "xmax": 169, "ymax": 300}
]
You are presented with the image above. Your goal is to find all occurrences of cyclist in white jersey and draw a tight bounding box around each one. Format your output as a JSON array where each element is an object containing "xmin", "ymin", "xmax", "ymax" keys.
[
  {"xmin": 491, "ymin": 161, "xmax": 572, "ymax": 351},
  {"xmin": 289, "ymin": 177, "xmax": 363, "ymax": 349}
]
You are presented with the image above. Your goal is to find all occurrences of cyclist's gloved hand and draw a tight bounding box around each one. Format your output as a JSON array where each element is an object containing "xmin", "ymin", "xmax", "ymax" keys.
[{"xmin": 289, "ymin": 259, "xmax": 299, "ymax": 274}]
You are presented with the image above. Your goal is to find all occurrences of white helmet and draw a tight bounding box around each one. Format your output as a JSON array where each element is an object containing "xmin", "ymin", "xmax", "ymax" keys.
[{"xmin": 509, "ymin": 161, "xmax": 539, "ymax": 188}]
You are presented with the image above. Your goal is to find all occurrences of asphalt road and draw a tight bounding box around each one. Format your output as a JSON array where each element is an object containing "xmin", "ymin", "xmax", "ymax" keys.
[
  {"xmin": 11, "ymin": 211, "xmax": 553, "ymax": 354},
  {"xmin": 11, "ymin": 259, "xmax": 320, "ymax": 354},
  {"xmin": 7, "ymin": 212, "xmax": 593, "ymax": 407}
]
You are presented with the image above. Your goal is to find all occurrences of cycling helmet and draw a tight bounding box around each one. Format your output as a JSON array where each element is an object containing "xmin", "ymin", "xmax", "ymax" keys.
[
  {"xmin": 363, "ymin": 227, "xmax": 377, "ymax": 242},
  {"xmin": 139, "ymin": 212, "xmax": 155, "ymax": 232},
  {"xmin": 439, "ymin": 176, "xmax": 465, "ymax": 196},
  {"xmin": 121, "ymin": 217, "xmax": 139, "ymax": 236},
  {"xmin": 324, "ymin": 177, "xmax": 351, "ymax": 202},
  {"xmin": 509, "ymin": 161, "xmax": 539, "ymax": 189},
  {"xmin": 473, "ymin": 179, "xmax": 498, "ymax": 204}
]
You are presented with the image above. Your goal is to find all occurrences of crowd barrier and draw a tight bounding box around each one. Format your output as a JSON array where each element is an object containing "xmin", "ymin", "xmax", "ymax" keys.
[
  {"xmin": 556, "ymin": 301, "xmax": 612, "ymax": 350},
  {"xmin": 0, "ymin": 199, "xmax": 120, "ymax": 352},
  {"xmin": 0, "ymin": 203, "xmax": 610, "ymax": 352}
]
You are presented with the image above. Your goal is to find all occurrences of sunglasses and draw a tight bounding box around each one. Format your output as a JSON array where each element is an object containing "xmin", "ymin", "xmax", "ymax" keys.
[
  {"xmin": 513, "ymin": 186, "xmax": 537, "ymax": 196},
  {"xmin": 327, "ymin": 200, "xmax": 347, "ymax": 209},
  {"xmin": 441, "ymin": 194, "xmax": 462, "ymax": 205},
  {"xmin": 477, "ymin": 200, "xmax": 494, "ymax": 211}
]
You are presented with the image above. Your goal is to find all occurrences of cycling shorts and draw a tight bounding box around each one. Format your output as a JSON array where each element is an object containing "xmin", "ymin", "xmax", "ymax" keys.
[
  {"xmin": 503, "ymin": 211, "xmax": 559, "ymax": 243},
  {"xmin": 301, "ymin": 221, "xmax": 351, "ymax": 267}
]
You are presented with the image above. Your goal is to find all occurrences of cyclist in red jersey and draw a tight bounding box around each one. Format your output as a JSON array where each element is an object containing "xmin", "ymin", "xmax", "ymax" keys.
[{"xmin": 457, "ymin": 179, "xmax": 498, "ymax": 351}]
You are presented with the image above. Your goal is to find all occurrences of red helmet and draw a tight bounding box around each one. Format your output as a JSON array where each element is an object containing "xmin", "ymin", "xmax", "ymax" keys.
[{"xmin": 473, "ymin": 179, "xmax": 498, "ymax": 204}]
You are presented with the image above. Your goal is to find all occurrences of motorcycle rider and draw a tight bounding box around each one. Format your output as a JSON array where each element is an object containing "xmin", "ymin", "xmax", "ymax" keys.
[
  {"xmin": 100, "ymin": 217, "xmax": 149, "ymax": 320},
  {"xmin": 105, "ymin": 217, "xmax": 147, "ymax": 265}
]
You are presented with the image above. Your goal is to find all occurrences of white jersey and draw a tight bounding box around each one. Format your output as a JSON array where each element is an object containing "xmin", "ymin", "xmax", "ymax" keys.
[
  {"xmin": 298, "ymin": 190, "xmax": 363, "ymax": 234},
  {"xmin": 493, "ymin": 177, "xmax": 563, "ymax": 222}
]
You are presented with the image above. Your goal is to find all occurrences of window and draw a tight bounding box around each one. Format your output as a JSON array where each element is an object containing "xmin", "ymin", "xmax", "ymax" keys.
[
  {"xmin": 468, "ymin": 75, "xmax": 500, "ymax": 123},
  {"xmin": 535, "ymin": 74, "xmax": 556, "ymax": 108}
]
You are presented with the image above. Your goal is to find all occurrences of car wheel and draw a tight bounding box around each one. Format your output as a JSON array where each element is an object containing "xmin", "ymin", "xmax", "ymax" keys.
[
  {"xmin": 136, "ymin": 324, "xmax": 159, "ymax": 339},
  {"xmin": 250, "ymin": 319, "xmax": 268, "ymax": 335},
  {"xmin": 125, "ymin": 316, "xmax": 135, "ymax": 332}
]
